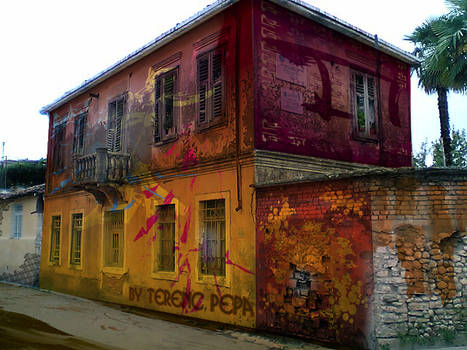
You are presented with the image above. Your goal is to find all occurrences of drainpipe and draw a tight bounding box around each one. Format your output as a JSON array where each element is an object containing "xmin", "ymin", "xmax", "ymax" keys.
[{"xmin": 234, "ymin": 5, "xmax": 242, "ymax": 212}]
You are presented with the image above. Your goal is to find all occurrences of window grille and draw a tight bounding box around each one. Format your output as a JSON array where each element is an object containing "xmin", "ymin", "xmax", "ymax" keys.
[{"xmin": 199, "ymin": 199, "xmax": 225, "ymax": 276}]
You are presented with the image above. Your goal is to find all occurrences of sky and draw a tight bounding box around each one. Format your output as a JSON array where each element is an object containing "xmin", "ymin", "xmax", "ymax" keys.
[{"xmin": 0, "ymin": 0, "xmax": 464, "ymax": 161}]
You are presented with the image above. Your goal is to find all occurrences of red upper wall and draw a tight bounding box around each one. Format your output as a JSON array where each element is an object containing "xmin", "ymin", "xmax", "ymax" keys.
[
  {"xmin": 45, "ymin": 0, "xmax": 254, "ymax": 193},
  {"xmin": 253, "ymin": 0, "xmax": 412, "ymax": 167}
]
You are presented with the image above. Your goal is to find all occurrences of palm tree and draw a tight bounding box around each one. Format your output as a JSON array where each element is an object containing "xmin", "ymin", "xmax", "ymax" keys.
[{"xmin": 406, "ymin": 0, "xmax": 466, "ymax": 166}]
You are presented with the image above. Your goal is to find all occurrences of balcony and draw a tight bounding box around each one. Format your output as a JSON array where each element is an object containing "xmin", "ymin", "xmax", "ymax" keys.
[{"xmin": 73, "ymin": 148, "xmax": 130, "ymax": 184}]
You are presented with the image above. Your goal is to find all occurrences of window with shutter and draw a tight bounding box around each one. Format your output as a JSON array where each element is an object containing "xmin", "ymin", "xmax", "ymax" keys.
[
  {"xmin": 50, "ymin": 216, "xmax": 61, "ymax": 263},
  {"xmin": 52, "ymin": 123, "xmax": 65, "ymax": 171},
  {"xmin": 197, "ymin": 48, "xmax": 224, "ymax": 127},
  {"xmin": 11, "ymin": 204, "xmax": 23, "ymax": 239},
  {"xmin": 154, "ymin": 68, "xmax": 178, "ymax": 143},
  {"xmin": 72, "ymin": 113, "xmax": 87, "ymax": 154},
  {"xmin": 107, "ymin": 98, "xmax": 125, "ymax": 152},
  {"xmin": 70, "ymin": 213, "xmax": 83, "ymax": 266},
  {"xmin": 154, "ymin": 204, "xmax": 175, "ymax": 272},
  {"xmin": 104, "ymin": 210, "xmax": 124, "ymax": 268},
  {"xmin": 351, "ymin": 71, "xmax": 378, "ymax": 140}
]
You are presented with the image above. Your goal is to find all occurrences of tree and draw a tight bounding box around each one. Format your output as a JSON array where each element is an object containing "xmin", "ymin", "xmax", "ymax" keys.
[
  {"xmin": 0, "ymin": 159, "xmax": 46, "ymax": 189},
  {"xmin": 406, "ymin": 0, "xmax": 467, "ymax": 166},
  {"xmin": 413, "ymin": 128, "xmax": 467, "ymax": 167}
]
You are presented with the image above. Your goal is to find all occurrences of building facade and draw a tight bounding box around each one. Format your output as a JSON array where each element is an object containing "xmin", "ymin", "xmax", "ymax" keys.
[
  {"xmin": 0, "ymin": 184, "xmax": 44, "ymax": 286},
  {"xmin": 39, "ymin": 0, "xmax": 418, "ymax": 347}
]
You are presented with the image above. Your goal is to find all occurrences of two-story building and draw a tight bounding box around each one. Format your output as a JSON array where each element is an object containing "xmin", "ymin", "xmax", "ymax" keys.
[{"xmin": 39, "ymin": 0, "xmax": 418, "ymax": 348}]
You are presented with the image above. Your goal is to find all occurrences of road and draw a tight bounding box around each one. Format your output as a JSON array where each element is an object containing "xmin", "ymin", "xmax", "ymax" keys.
[{"xmin": 0, "ymin": 282, "xmax": 336, "ymax": 350}]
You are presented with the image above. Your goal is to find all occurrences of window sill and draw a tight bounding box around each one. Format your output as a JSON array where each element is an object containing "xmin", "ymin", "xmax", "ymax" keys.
[
  {"xmin": 102, "ymin": 266, "xmax": 125, "ymax": 275},
  {"xmin": 48, "ymin": 261, "xmax": 61, "ymax": 267},
  {"xmin": 197, "ymin": 119, "xmax": 227, "ymax": 133},
  {"xmin": 151, "ymin": 271, "xmax": 177, "ymax": 281},
  {"xmin": 352, "ymin": 133, "xmax": 379, "ymax": 144},
  {"xmin": 197, "ymin": 273, "xmax": 230, "ymax": 288},
  {"xmin": 69, "ymin": 264, "xmax": 83, "ymax": 271},
  {"xmin": 153, "ymin": 135, "xmax": 178, "ymax": 147}
]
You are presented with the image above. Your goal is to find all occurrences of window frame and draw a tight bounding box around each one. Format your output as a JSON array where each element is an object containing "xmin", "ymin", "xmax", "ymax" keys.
[
  {"xmin": 151, "ymin": 198, "xmax": 179, "ymax": 281},
  {"xmin": 52, "ymin": 121, "xmax": 66, "ymax": 171},
  {"xmin": 69, "ymin": 212, "xmax": 84, "ymax": 269},
  {"xmin": 11, "ymin": 203, "xmax": 23, "ymax": 239},
  {"xmin": 350, "ymin": 69, "xmax": 379, "ymax": 142},
  {"xmin": 72, "ymin": 112, "xmax": 87, "ymax": 154},
  {"xmin": 195, "ymin": 191, "xmax": 230, "ymax": 287},
  {"xmin": 107, "ymin": 96, "xmax": 126, "ymax": 153},
  {"xmin": 196, "ymin": 47, "xmax": 226, "ymax": 129},
  {"xmin": 154, "ymin": 67, "xmax": 179, "ymax": 144},
  {"xmin": 49, "ymin": 215, "xmax": 62, "ymax": 264},
  {"xmin": 103, "ymin": 210, "xmax": 125, "ymax": 270}
]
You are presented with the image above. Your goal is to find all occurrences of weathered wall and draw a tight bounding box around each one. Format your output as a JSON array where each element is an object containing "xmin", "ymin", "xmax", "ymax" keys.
[
  {"xmin": 256, "ymin": 169, "xmax": 467, "ymax": 350},
  {"xmin": 256, "ymin": 180, "xmax": 374, "ymax": 348},
  {"xmin": 371, "ymin": 172, "xmax": 466, "ymax": 349},
  {"xmin": 46, "ymin": 0, "xmax": 254, "ymax": 193},
  {"xmin": 0, "ymin": 196, "xmax": 41, "ymax": 285},
  {"xmin": 253, "ymin": 0, "xmax": 411, "ymax": 167},
  {"xmin": 41, "ymin": 161, "xmax": 257, "ymax": 327}
]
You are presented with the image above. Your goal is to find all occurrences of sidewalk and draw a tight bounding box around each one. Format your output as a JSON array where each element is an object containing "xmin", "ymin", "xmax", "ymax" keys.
[{"xmin": 0, "ymin": 282, "xmax": 334, "ymax": 350}]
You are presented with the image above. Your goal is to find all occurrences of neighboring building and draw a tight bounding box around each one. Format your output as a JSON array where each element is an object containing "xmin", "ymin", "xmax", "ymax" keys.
[
  {"xmin": 0, "ymin": 184, "xmax": 44, "ymax": 286},
  {"xmin": 39, "ymin": 0, "xmax": 420, "ymax": 348}
]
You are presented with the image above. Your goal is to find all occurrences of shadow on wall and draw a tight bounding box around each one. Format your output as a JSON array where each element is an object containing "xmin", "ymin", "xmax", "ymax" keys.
[{"xmin": 0, "ymin": 253, "xmax": 40, "ymax": 287}]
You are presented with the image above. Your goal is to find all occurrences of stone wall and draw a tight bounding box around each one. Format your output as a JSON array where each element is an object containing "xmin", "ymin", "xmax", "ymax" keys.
[
  {"xmin": 256, "ymin": 168, "xmax": 466, "ymax": 350},
  {"xmin": 371, "ymin": 172, "xmax": 466, "ymax": 349}
]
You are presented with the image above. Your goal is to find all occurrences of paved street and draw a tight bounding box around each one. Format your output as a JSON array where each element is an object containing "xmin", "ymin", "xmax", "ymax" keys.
[{"xmin": 0, "ymin": 282, "xmax": 335, "ymax": 350}]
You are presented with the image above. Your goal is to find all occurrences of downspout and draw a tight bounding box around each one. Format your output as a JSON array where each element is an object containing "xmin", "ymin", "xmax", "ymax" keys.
[{"xmin": 234, "ymin": 5, "xmax": 242, "ymax": 211}]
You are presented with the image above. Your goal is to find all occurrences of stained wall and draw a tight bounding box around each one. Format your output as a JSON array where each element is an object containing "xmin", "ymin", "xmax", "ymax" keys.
[{"xmin": 253, "ymin": 0, "xmax": 412, "ymax": 167}]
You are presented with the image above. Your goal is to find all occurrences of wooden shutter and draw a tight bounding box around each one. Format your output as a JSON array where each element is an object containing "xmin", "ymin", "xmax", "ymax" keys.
[
  {"xmin": 154, "ymin": 78, "xmax": 161, "ymax": 143},
  {"xmin": 164, "ymin": 73, "xmax": 175, "ymax": 132},
  {"xmin": 212, "ymin": 52, "xmax": 223, "ymax": 119},
  {"xmin": 107, "ymin": 102, "xmax": 116, "ymax": 151},
  {"xmin": 115, "ymin": 99, "xmax": 124, "ymax": 152},
  {"xmin": 198, "ymin": 56, "xmax": 209, "ymax": 124}
]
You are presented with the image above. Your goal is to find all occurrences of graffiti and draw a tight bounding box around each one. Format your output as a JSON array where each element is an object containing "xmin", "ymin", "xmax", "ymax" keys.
[
  {"xmin": 128, "ymin": 287, "xmax": 254, "ymax": 316},
  {"xmin": 133, "ymin": 214, "xmax": 158, "ymax": 242},
  {"xmin": 49, "ymin": 177, "xmax": 71, "ymax": 194},
  {"xmin": 225, "ymin": 250, "xmax": 253, "ymax": 275}
]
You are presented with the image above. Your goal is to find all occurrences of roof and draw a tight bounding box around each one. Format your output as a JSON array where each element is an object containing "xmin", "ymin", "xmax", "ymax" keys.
[
  {"xmin": 40, "ymin": 0, "xmax": 420, "ymax": 115},
  {"xmin": 254, "ymin": 167, "xmax": 467, "ymax": 189},
  {"xmin": 0, "ymin": 184, "xmax": 45, "ymax": 201}
]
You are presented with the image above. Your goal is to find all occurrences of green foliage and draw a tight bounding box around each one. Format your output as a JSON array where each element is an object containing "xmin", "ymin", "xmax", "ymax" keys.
[
  {"xmin": 379, "ymin": 343, "xmax": 391, "ymax": 350},
  {"xmin": 0, "ymin": 159, "xmax": 46, "ymax": 189},
  {"xmin": 413, "ymin": 128, "xmax": 467, "ymax": 167}
]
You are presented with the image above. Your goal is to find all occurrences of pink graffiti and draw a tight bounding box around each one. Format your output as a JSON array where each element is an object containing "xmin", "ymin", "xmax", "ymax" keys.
[
  {"xmin": 226, "ymin": 250, "xmax": 254, "ymax": 275},
  {"xmin": 163, "ymin": 190, "xmax": 174, "ymax": 205},
  {"xmin": 180, "ymin": 206, "xmax": 191, "ymax": 244},
  {"xmin": 181, "ymin": 273, "xmax": 191, "ymax": 312},
  {"xmin": 213, "ymin": 274, "xmax": 222, "ymax": 298},
  {"xmin": 134, "ymin": 214, "xmax": 158, "ymax": 242},
  {"xmin": 164, "ymin": 143, "xmax": 177, "ymax": 157},
  {"xmin": 182, "ymin": 147, "xmax": 197, "ymax": 170},
  {"xmin": 143, "ymin": 185, "xmax": 159, "ymax": 199},
  {"xmin": 190, "ymin": 177, "xmax": 196, "ymax": 191}
]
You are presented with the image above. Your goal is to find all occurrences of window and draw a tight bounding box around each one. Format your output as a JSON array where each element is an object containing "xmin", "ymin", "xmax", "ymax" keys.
[
  {"xmin": 52, "ymin": 122, "xmax": 65, "ymax": 170},
  {"xmin": 352, "ymin": 71, "xmax": 377, "ymax": 139},
  {"xmin": 154, "ymin": 69, "xmax": 178, "ymax": 143},
  {"xmin": 197, "ymin": 49, "xmax": 224, "ymax": 127},
  {"xmin": 11, "ymin": 204, "xmax": 23, "ymax": 239},
  {"xmin": 104, "ymin": 210, "xmax": 124, "ymax": 268},
  {"xmin": 199, "ymin": 199, "xmax": 225, "ymax": 276},
  {"xmin": 50, "ymin": 216, "xmax": 61, "ymax": 263},
  {"xmin": 154, "ymin": 204, "xmax": 175, "ymax": 272},
  {"xmin": 70, "ymin": 213, "xmax": 83, "ymax": 266},
  {"xmin": 107, "ymin": 98, "xmax": 124, "ymax": 152},
  {"xmin": 72, "ymin": 113, "xmax": 87, "ymax": 154}
]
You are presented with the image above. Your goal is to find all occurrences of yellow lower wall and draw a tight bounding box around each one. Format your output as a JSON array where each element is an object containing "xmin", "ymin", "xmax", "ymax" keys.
[{"xmin": 40, "ymin": 162, "xmax": 256, "ymax": 327}]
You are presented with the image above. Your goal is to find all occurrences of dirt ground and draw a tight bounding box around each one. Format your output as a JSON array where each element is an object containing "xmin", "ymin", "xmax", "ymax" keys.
[{"xmin": 0, "ymin": 282, "xmax": 339, "ymax": 350}]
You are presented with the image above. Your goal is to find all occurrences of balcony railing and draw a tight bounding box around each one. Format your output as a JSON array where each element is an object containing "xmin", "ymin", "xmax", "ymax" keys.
[{"xmin": 73, "ymin": 148, "xmax": 130, "ymax": 184}]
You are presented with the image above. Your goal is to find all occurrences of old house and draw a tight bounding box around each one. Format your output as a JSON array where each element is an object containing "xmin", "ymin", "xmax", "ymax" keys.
[
  {"xmin": 37, "ymin": 0, "xmax": 438, "ymax": 348},
  {"xmin": 0, "ymin": 184, "xmax": 44, "ymax": 286}
]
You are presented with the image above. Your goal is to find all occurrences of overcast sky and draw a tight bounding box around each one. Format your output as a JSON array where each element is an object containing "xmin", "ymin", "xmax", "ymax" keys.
[{"xmin": 0, "ymin": 0, "xmax": 465, "ymax": 161}]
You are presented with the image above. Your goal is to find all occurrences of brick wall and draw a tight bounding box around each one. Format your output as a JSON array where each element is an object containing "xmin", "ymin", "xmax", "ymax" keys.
[{"xmin": 256, "ymin": 168, "xmax": 467, "ymax": 350}]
